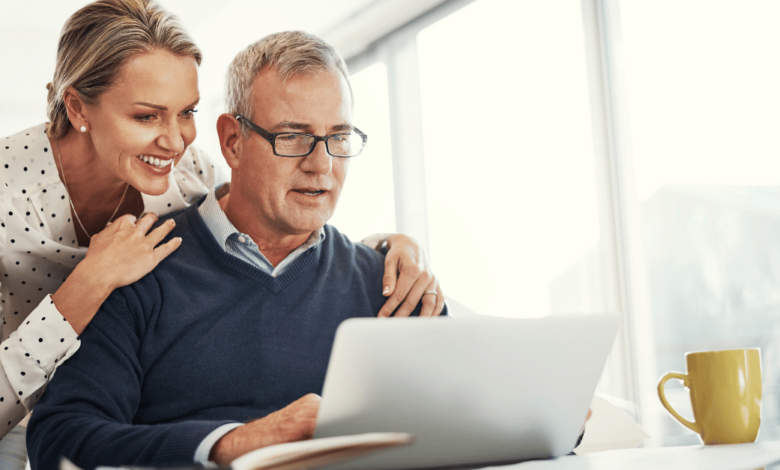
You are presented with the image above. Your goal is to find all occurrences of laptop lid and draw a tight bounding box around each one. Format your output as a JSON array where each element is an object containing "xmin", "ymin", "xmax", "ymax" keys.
[{"xmin": 314, "ymin": 314, "xmax": 620, "ymax": 469}]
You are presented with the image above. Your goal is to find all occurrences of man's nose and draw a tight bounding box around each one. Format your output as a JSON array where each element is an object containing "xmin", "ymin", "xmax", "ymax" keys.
[
  {"xmin": 300, "ymin": 140, "xmax": 332, "ymax": 174},
  {"xmin": 157, "ymin": 122, "xmax": 185, "ymax": 155}
]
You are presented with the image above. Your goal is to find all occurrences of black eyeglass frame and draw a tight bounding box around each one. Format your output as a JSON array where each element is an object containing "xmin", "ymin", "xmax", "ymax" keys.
[{"xmin": 236, "ymin": 115, "xmax": 368, "ymax": 158}]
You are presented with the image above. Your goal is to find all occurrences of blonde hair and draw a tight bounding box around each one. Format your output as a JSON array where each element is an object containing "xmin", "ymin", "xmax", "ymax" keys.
[
  {"xmin": 225, "ymin": 31, "xmax": 352, "ymax": 137},
  {"xmin": 46, "ymin": 0, "xmax": 202, "ymax": 140}
]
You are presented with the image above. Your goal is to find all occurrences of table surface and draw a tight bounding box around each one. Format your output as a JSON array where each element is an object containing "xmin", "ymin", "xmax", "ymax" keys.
[
  {"xmin": 636, "ymin": 420, "xmax": 780, "ymax": 469},
  {"xmin": 464, "ymin": 418, "xmax": 780, "ymax": 470}
]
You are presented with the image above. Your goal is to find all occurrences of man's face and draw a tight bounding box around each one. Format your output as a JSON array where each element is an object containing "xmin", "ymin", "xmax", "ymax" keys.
[{"xmin": 236, "ymin": 68, "xmax": 352, "ymax": 236}]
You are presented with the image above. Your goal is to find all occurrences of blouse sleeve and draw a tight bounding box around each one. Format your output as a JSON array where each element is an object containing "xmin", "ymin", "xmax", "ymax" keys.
[
  {"xmin": 0, "ymin": 181, "xmax": 43, "ymax": 435},
  {"xmin": 0, "ymin": 295, "xmax": 80, "ymax": 414},
  {"xmin": 0, "ymin": 273, "xmax": 28, "ymax": 435},
  {"xmin": 0, "ymin": 129, "xmax": 82, "ymax": 437}
]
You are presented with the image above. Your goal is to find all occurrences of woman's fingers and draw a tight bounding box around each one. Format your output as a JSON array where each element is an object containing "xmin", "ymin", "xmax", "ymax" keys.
[
  {"xmin": 377, "ymin": 251, "xmax": 403, "ymax": 317},
  {"xmin": 391, "ymin": 270, "xmax": 431, "ymax": 318},
  {"xmin": 382, "ymin": 254, "xmax": 398, "ymax": 297},
  {"xmin": 146, "ymin": 218, "xmax": 177, "ymax": 246},
  {"xmin": 104, "ymin": 213, "xmax": 136, "ymax": 231},
  {"xmin": 432, "ymin": 283, "xmax": 445, "ymax": 316},
  {"xmin": 82, "ymin": 212, "xmax": 181, "ymax": 291},
  {"xmin": 152, "ymin": 236, "xmax": 183, "ymax": 265},
  {"xmin": 134, "ymin": 212, "xmax": 158, "ymax": 234},
  {"xmin": 378, "ymin": 261, "xmax": 419, "ymax": 317},
  {"xmin": 376, "ymin": 233, "xmax": 447, "ymax": 317},
  {"xmin": 419, "ymin": 279, "xmax": 440, "ymax": 317},
  {"xmin": 117, "ymin": 213, "xmax": 138, "ymax": 226}
]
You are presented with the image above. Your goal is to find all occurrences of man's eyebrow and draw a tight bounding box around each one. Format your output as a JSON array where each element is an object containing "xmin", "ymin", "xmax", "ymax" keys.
[
  {"xmin": 274, "ymin": 121, "xmax": 354, "ymax": 133},
  {"xmin": 331, "ymin": 123, "xmax": 354, "ymax": 132},
  {"xmin": 274, "ymin": 121, "xmax": 310, "ymax": 131}
]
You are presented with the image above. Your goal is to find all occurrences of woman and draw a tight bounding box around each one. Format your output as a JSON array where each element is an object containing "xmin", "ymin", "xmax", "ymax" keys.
[{"xmin": 0, "ymin": 0, "xmax": 442, "ymax": 465}]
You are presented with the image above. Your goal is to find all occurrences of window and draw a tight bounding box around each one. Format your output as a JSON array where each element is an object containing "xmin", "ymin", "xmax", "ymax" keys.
[
  {"xmin": 328, "ymin": 62, "xmax": 397, "ymax": 241},
  {"xmin": 619, "ymin": 0, "xmax": 780, "ymax": 435},
  {"xmin": 417, "ymin": 0, "xmax": 606, "ymax": 319}
]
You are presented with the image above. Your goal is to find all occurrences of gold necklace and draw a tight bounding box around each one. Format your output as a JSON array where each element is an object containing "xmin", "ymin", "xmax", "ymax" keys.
[{"xmin": 55, "ymin": 138, "xmax": 129, "ymax": 240}]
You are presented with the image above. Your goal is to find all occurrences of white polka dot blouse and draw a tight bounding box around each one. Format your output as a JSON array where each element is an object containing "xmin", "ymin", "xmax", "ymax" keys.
[{"xmin": 0, "ymin": 123, "xmax": 220, "ymax": 435}]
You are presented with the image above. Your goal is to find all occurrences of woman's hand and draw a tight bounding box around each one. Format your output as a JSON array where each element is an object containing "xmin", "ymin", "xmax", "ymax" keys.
[
  {"xmin": 83, "ymin": 213, "xmax": 181, "ymax": 289},
  {"xmin": 51, "ymin": 213, "xmax": 181, "ymax": 334},
  {"xmin": 375, "ymin": 234, "xmax": 444, "ymax": 318}
]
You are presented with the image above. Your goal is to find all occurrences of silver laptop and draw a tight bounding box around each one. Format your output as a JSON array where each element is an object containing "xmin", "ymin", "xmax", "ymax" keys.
[{"xmin": 314, "ymin": 314, "xmax": 620, "ymax": 469}]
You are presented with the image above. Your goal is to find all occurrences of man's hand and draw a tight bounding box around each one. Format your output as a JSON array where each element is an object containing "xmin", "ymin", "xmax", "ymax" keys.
[
  {"xmin": 376, "ymin": 234, "xmax": 444, "ymax": 318},
  {"xmin": 580, "ymin": 408, "xmax": 593, "ymax": 434},
  {"xmin": 209, "ymin": 394, "xmax": 322, "ymax": 465}
]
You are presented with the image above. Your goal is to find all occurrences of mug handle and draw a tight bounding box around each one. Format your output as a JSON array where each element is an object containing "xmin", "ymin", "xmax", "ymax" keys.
[{"xmin": 657, "ymin": 372, "xmax": 700, "ymax": 434}]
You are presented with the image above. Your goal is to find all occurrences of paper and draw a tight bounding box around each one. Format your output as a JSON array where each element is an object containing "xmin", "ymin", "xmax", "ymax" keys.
[
  {"xmin": 482, "ymin": 441, "xmax": 780, "ymax": 470},
  {"xmin": 574, "ymin": 394, "xmax": 649, "ymax": 454},
  {"xmin": 69, "ymin": 433, "xmax": 413, "ymax": 470},
  {"xmin": 230, "ymin": 432, "xmax": 414, "ymax": 470}
]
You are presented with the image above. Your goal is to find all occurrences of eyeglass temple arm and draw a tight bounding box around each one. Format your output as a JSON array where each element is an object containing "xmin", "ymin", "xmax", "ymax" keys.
[{"xmin": 236, "ymin": 115, "xmax": 274, "ymax": 144}]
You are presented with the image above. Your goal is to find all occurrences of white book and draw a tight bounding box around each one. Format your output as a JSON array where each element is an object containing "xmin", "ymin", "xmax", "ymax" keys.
[
  {"xmin": 231, "ymin": 432, "xmax": 414, "ymax": 470},
  {"xmin": 61, "ymin": 432, "xmax": 414, "ymax": 470}
]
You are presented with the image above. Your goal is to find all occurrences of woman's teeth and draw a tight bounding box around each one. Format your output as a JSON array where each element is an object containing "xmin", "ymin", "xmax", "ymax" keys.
[{"xmin": 137, "ymin": 155, "xmax": 173, "ymax": 169}]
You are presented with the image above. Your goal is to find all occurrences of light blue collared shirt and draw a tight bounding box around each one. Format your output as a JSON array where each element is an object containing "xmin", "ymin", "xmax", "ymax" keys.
[
  {"xmin": 193, "ymin": 187, "xmax": 325, "ymax": 465},
  {"xmin": 196, "ymin": 188, "xmax": 325, "ymax": 276}
]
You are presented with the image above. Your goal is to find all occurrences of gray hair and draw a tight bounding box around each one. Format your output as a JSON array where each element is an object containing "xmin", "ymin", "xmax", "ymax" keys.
[
  {"xmin": 225, "ymin": 31, "xmax": 352, "ymax": 137},
  {"xmin": 47, "ymin": 0, "xmax": 202, "ymax": 140}
]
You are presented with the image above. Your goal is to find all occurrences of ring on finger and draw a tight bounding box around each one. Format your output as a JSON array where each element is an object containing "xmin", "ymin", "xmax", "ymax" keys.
[{"xmin": 424, "ymin": 290, "xmax": 437, "ymax": 296}]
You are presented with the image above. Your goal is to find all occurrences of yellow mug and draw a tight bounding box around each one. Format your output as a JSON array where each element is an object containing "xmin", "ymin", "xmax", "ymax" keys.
[{"xmin": 657, "ymin": 348, "xmax": 762, "ymax": 445}]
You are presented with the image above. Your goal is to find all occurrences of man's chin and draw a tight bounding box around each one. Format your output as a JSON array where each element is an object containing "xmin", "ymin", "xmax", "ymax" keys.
[{"xmin": 284, "ymin": 212, "xmax": 332, "ymax": 234}]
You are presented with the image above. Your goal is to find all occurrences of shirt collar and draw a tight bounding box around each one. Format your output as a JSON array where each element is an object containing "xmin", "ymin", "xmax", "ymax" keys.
[{"xmin": 197, "ymin": 187, "xmax": 325, "ymax": 253}]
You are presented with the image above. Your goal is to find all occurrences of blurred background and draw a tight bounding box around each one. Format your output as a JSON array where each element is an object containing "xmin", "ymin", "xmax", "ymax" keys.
[{"xmin": 3, "ymin": 0, "xmax": 780, "ymax": 441}]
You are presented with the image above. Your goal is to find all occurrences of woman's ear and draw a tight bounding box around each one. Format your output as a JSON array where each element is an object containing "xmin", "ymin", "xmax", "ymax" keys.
[
  {"xmin": 64, "ymin": 87, "xmax": 89, "ymax": 131},
  {"xmin": 217, "ymin": 114, "xmax": 242, "ymax": 170}
]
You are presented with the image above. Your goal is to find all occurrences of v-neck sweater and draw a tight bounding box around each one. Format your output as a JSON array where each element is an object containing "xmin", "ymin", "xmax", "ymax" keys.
[{"xmin": 27, "ymin": 201, "xmax": 401, "ymax": 470}]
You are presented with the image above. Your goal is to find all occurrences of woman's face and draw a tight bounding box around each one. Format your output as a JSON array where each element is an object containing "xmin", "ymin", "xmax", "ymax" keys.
[{"xmin": 82, "ymin": 49, "xmax": 200, "ymax": 196}]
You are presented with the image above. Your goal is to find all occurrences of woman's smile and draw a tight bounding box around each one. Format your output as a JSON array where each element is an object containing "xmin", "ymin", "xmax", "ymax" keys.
[{"xmin": 135, "ymin": 154, "xmax": 175, "ymax": 170}]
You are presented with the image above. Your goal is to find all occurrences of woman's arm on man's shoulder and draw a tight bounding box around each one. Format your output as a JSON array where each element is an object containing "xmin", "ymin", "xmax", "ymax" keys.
[{"xmin": 360, "ymin": 233, "xmax": 445, "ymax": 318}]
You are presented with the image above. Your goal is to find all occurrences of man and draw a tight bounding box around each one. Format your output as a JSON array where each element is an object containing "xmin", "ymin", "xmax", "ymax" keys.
[{"xmin": 27, "ymin": 31, "xmax": 446, "ymax": 470}]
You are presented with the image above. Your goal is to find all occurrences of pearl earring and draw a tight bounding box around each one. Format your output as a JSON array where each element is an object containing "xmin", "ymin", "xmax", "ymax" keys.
[{"xmin": 80, "ymin": 126, "xmax": 87, "ymax": 133}]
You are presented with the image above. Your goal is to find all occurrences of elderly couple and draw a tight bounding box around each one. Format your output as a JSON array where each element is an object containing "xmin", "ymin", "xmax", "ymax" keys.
[{"xmin": 0, "ymin": 0, "xmax": 449, "ymax": 468}]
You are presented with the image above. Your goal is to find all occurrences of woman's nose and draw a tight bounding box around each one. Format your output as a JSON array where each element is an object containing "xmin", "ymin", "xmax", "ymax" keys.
[{"xmin": 158, "ymin": 123, "xmax": 185, "ymax": 154}]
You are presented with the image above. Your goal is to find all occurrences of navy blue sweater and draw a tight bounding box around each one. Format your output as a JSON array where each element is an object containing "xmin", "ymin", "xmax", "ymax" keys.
[{"xmin": 28, "ymin": 202, "xmax": 430, "ymax": 469}]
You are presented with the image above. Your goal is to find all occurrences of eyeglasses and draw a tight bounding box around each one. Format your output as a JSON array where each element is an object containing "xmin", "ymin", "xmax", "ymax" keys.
[{"xmin": 236, "ymin": 115, "xmax": 368, "ymax": 158}]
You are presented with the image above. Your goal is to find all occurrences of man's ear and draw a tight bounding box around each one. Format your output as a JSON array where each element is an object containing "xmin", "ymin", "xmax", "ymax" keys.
[
  {"xmin": 217, "ymin": 114, "xmax": 243, "ymax": 170},
  {"xmin": 64, "ymin": 87, "xmax": 89, "ymax": 131}
]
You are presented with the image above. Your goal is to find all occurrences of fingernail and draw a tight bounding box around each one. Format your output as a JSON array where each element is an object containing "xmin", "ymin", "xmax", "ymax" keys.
[
  {"xmin": 140, "ymin": 212, "xmax": 158, "ymax": 219},
  {"xmin": 176, "ymin": 237, "xmax": 183, "ymax": 243},
  {"xmin": 168, "ymin": 219, "xmax": 176, "ymax": 225},
  {"xmin": 383, "ymin": 286, "xmax": 390, "ymax": 295}
]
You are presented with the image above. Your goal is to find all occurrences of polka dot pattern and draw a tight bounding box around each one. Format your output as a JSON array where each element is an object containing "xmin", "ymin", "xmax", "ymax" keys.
[{"xmin": 0, "ymin": 123, "xmax": 221, "ymax": 435}]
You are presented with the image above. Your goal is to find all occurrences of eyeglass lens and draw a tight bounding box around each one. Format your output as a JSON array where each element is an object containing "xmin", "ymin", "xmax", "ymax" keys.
[{"xmin": 275, "ymin": 132, "xmax": 363, "ymax": 157}]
